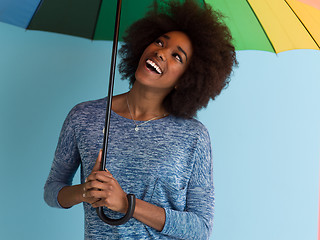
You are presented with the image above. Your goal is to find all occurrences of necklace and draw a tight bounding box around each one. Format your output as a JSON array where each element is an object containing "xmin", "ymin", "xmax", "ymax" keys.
[{"xmin": 126, "ymin": 94, "xmax": 167, "ymax": 131}]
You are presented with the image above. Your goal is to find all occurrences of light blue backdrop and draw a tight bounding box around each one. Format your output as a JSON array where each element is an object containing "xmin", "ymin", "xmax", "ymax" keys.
[{"xmin": 0, "ymin": 22, "xmax": 319, "ymax": 240}]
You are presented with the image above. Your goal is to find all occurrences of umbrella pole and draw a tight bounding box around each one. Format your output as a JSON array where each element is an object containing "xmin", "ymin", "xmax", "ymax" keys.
[{"xmin": 96, "ymin": 0, "xmax": 136, "ymax": 225}]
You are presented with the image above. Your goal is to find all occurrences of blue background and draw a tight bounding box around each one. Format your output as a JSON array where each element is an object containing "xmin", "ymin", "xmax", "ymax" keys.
[{"xmin": 0, "ymin": 21, "xmax": 319, "ymax": 239}]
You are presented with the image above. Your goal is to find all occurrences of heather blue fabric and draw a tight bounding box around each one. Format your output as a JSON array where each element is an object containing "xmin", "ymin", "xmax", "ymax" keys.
[{"xmin": 44, "ymin": 97, "xmax": 214, "ymax": 239}]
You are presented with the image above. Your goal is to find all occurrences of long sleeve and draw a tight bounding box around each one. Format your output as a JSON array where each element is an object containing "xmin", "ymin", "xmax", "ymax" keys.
[
  {"xmin": 160, "ymin": 128, "xmax": 214, "ymax": 239},
  {"xmin": 44, "ymin": 107, "xmax": 81, "ymax": 208}
]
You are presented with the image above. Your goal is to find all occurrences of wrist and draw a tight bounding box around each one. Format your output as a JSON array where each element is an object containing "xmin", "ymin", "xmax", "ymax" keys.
[
  {"xmin": 120, "ymin": 193, "xmax": 129, "ymax": 214},
  {"xmin": 58, "ymin": 184, "xmax": 85, "ymax": 208},
  {"xmin": 78, "ymin": 184, "xmax": 86, "ymax": 203}
]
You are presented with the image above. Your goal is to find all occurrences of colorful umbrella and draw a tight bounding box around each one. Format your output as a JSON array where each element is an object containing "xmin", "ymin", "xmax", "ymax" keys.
[
  {"xmin": 1, "ymin": 0, "xmax": 319, "ymax": 225},
  {"xmin": 1, "ymin": 0, "xmax": 319, "ymax": 53}
]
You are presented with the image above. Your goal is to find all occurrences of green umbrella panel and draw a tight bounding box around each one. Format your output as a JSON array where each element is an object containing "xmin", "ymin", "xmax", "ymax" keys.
[{"xmin": 28, "ymin": 0, "xmax": 273, "ymax": 51}]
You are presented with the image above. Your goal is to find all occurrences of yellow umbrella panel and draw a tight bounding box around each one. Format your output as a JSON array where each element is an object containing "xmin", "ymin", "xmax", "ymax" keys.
[
  {"xmin": 248, "ymin": 0, "xmax": 320, "ymax": 53},
  {"xmin": 208, "ymin": 0, "xmax": 320, "ymax": 53}
]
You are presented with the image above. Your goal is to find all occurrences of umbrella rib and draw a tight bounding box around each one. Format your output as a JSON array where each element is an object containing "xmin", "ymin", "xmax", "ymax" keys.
[
  {"xmin": 91, "ymin": 0, "xmax": 104, "ymax": 40},
  {"xmin": 245, "ymin": 0, "xmax": 277, "ymax": 53},
  {"xmin": 284, "ymin": 0, "xmax": 320, "ymax": 50},
  {"xmin": 26, "ymin": 0, "xmax": 45, "ymax": 29}
]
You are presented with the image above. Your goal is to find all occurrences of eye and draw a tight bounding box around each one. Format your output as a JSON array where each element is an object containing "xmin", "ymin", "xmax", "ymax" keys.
[
  {"xmin": 154, "ymin": 39, "xmax": 163, "ymax": 47},
  {"xmin": 173, "ymin": 53, "xmax": 183, "ymax": 63}
]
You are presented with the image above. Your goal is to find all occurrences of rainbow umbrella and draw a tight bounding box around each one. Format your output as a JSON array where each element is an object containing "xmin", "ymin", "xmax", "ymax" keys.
[
  {"xmin": 1, "ymin": 0, "xmax": 319, "ymax": 225},
  {"xmin": 0, "ymin": 0, "xmax": 319, "ymax": 53}
]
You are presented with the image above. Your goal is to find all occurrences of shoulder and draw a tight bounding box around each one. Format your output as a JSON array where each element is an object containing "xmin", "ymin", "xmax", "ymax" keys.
[
  {"xmin": 166, "ymin": 116, "xmax": 210, "ymax": 141},
  {"xmin": 70, "ymin": 97, "xmax": 106, "ymax": 114},
  {"xmin": 63, "ymin": 97, "xmax": 107, "ymax": 127},
  {"xmin": 168, "ymin": 116, "xmax": 209, "ymax": 134},
  {"xmin": 67, "ymin": 97, "xmax": 106, "ymax": 118}
]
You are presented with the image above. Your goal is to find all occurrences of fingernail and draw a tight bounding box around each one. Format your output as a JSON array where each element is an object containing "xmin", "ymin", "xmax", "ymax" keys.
[
  {"xmin": 85, "ymin": 178, "xmax": 87, "ymax": 182},
  {"xmin": 82, "ymin": 193, "xmax": 85, "ymax": 198}
]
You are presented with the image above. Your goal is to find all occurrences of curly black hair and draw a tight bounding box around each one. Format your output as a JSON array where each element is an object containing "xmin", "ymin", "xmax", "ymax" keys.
[{"xmin": 119, "ymin": 0, "xmax": 237, "ymax": 118}]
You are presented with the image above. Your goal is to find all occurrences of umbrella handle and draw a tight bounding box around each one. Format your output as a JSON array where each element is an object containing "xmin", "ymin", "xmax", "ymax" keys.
[{"xmin": 96, "ymin": 194, "xmax": 136, "ymax": 225}]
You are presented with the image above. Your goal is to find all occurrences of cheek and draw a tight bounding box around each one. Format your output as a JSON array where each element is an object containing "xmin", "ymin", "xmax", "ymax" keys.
[
  {"xmin": 163, "ymin": 69, "xmax": 185, "ymax": 88},
  {"xmin": 137, "ymin": 52, "xmax": 146, "ymax": 70},
  {"xmin": 171, "ymin": 65, "xmax": 188, "ymax": 81},
  {"xmin": 135, "ymin": 53, "xmax": 147, "ymax": 78}
]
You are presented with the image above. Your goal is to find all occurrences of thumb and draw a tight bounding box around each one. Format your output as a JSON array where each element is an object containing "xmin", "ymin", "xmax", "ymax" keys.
[{"xmin": 92, "ymin": 149, "xmax": 103, "ymax": 172}]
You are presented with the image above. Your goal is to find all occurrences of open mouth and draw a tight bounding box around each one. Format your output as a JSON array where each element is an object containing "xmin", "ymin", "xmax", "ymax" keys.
[{"xmin": 146, "ymin": 59, "xmax": 162, "ymax": 74}]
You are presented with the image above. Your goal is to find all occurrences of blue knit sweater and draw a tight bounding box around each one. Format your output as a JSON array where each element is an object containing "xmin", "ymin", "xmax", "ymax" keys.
[{"xmin": 44, "ymin": 98, "xmax": 214, "ymax": 239}]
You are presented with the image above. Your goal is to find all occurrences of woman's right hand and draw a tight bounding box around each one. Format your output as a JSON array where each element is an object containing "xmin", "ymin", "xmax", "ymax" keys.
[{"xmin": 81, "ymin": 150, "xmax": 103, "ymax": 205}]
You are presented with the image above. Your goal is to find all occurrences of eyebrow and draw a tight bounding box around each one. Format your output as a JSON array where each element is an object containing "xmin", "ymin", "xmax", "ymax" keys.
[
  {"xmin": 162, "ymin": 34, "xmax": 188, "ymax": 61},
  {"xmin": 178, "ymin": 46, "xmax": 188, "ymax": 61}
]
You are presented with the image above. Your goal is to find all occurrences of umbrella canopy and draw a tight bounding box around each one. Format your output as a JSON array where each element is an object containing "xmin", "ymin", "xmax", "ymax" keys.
[{"xmin": 0, "ymin": 0, "xmax": 319, "ymax": 53}]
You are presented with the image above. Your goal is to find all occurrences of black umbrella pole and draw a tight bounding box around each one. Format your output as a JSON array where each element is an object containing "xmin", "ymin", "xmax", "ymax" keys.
[{"xmin": 96, "ymin": 0, "xmax": 136, "ymax": 225}]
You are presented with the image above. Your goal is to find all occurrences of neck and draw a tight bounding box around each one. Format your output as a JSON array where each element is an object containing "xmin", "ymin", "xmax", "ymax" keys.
[{"xmin": 126, "ymin": 84, "xmax": 168, "ymax": 121}]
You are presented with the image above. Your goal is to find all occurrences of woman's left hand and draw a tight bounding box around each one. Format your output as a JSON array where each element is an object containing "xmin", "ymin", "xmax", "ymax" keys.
[{"xmin": 84, "ymin": 170, "xmax": 128, "ymax": 213}]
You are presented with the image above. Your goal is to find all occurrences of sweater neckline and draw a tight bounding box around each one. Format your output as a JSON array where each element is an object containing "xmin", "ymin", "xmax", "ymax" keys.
[{"xmin": 111, "ymin": 109, "xmax": 171, "ymax": 124}]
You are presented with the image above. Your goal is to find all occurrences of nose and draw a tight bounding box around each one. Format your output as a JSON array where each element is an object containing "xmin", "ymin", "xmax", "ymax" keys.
[{"xmin": 156, "ymin": 50, "xmax": 166, "ymax": 62}]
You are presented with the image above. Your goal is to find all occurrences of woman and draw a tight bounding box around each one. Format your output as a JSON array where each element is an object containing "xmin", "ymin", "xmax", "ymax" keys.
[{"xmin": 44, "ymin": 0, "xmax": 237, "ymax": 239}]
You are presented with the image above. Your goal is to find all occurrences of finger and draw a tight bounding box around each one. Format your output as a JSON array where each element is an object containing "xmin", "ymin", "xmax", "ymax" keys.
[
  {"xmin": 92, "ymin": 149, "xmax": 103, "ymax": 172},
  {"xmin": 86, "ymin": 171, "xmax": 114, "ymax": 183},
  {"xmin": 91, "ymin": 199, "xmax": 106, "ymax": 208},
  {"xmin": 85, "ymin": 189, "xmax": 110, "ymax": 199},
  {"xmin": 93, "ymin": 172, "xmax": 115, "ymax": 184},
  {"xmin": 82, "ymin": 187, "xmax": 100, "ymax": 203},
  {"xmin": 83, "ymin": 196, "xmax": 100, "ymax": 205},
  {"xmin": 83, "ymin": 180, "xmax": 106, "ymax": 191},
  {"xmin": 97, "ymin": 170, "xmax": 113, "ymax": 178}
]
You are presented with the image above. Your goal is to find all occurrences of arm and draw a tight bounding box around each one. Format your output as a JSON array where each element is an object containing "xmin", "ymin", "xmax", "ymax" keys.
[
  {"xmin": 57, "ymin": 184, "xmax": 85, "ymax": 208},
  {"xmin": 160, "ymin": 128, "xmax": 214, "ymax": 239},
  {"xmin": 44, "ymin": 107, "xmax": 81, "ymax": 208},
  {"xmin": 133, "ymin": 199, "xmax": 166, "ymax": 231},
  {"xmin": 56, "ymin": 150, "xmax": 106, "ymax": 209}
]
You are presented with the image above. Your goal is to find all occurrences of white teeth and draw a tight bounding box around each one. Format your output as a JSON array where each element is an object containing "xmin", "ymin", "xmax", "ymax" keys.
[{"xmin": 146, "ymin": 59, "xmax": 162, "ymax": 74}]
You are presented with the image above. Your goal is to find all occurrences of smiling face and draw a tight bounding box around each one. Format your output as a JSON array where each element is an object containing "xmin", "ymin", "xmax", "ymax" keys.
[{"xmin": 134, "ymin": 31, "xmax": 193, "ymax": 94}]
